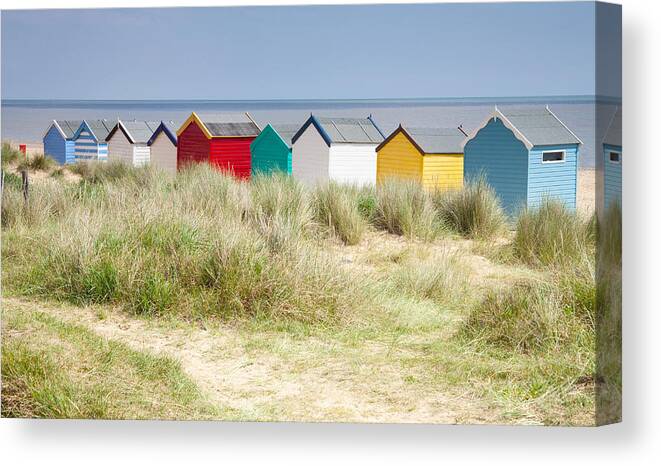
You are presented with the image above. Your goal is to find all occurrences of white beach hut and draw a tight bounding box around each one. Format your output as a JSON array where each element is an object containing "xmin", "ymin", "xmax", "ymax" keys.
[
  {"xmin": 105, "ymin": 120, "xmax": 160, "ymax": 166},
  {"xmin": 291, "ymin": 115, "xmax": 385, "ymax": 186},
  {"xmin": 147, "ymin": 121, "xmax": 179, "ymax": 174}
]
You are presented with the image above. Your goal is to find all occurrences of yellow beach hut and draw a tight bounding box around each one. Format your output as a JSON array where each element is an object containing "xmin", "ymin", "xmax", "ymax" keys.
[{"xmin": 376, "ymin": 125, "xmax": 465, "ymax": 190}]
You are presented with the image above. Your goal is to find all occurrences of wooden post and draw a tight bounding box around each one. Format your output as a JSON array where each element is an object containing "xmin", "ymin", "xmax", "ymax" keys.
[{"xmin": 21, "ymin": 169, "xmax": 29, "ymax": 204}]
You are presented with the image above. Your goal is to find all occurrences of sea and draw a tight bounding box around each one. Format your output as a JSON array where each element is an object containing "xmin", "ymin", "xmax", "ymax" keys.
[{"xmin": 1, "ymin": 96, "xmax": 621, "ymax": 168}]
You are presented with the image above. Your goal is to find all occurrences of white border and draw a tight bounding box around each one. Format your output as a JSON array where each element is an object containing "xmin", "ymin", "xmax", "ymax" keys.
[
  {"xmin": 541, "ymin": 149, "xmax": 566, "ymax": 164},
  {"xmin": 460, "ymin": 107, "xmax": 534, "ymax": 150},
  {"xmin": 608, "ymin": 150, "xmax": 622, "ymax": 165}
]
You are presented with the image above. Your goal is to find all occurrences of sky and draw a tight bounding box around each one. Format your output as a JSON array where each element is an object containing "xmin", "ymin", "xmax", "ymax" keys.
[{"xmin": 1, "ymin": 2, "xmax": 621, "ymax": 100}]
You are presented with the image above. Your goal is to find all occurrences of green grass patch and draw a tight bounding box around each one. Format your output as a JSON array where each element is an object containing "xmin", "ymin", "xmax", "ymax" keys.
[
  {"xmin": 1, "ymin": 306, "xmax": 228, "ymax": 419},
  {"xmin": 433, "ymin": 176, "xmax": 506, "ymax": 240},
  {"xmin": 17, "ymin": 153, "xmax": 56, "ymax": 172},
  {"xmin": 2, "ymin": 142, "xmax": 23, "ymax": 167},
  {"xmin": 312, "ymin": 182, "xmax": 368, "ymax": 245},
  {"xmin": 513, "ymin": 198, "xmax": 593, "ymax": 267},
  {"xmin": 372, "ymin": 178, "xmax": 441, "ymax": 241}
]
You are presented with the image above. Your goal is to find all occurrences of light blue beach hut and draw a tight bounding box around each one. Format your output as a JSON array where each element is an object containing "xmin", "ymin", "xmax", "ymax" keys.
[
  {"xmin": 42, "ymin": 120, "xmax": 82, "ymax": 165},
  {"xmin": 250, "ymin": 123, "xmax": 300, "ymax": 175},
  {"xmin": 602, "ymin": 107, "xmax": 622, "ymax": 212},
  {"xmin": 73, "ymin": 120, "xmax": 116, "ymax": 162},
  {"xmin": 462, "ymin": 106, "xmax": 582, "ymax": 215}
]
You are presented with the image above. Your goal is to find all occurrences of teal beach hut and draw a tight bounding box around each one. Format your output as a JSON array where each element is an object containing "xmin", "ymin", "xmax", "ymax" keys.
[
  {"xmin": 43, "ymin": 120, "xmax": 82, "ymax": 165},
  {"xmin": 462, "ymin": 106, "xmax": 582, "ymax": 215},
  {"xmin": 250, "ymin": 123, "xmax": 300, "ymax": 175},
  {"xmin": 602, "ymin": 107, "xmax": 622, "ymax": 212}
]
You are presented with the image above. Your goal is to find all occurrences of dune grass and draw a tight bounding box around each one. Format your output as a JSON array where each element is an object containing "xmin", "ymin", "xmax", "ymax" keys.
[
  {"xmin": 513, "ymin": 198, "xmax": 594, "ymax": 267},
  {"xmin": 69, "ymin": 160, "xmax": 142, "ymax": 184},
  {"xmin": 451, "ymin": 268, "xmax": 596, "ymax": 424},
  {"xmin": 1, "ymin": 163, "xmax": 601, "ymax": 424},
  {"xmin": 595, "ymin": 202, "xmax": 622, "ymax": 424},
  {"xmin": 389, "ymin": 247, "xmax": 471, "ymax": 308},
  {"xmin": 2, "ymin": 142, "xmax": 23, "ymax": 167},
  {"xmin": 1, "ymin": 305, "xmax": 226, "ymax": 419},
  {"xmin": 1, "ymin": 164, "xmax": 377, "ymax": 327},
  {"xmin": 16, "ymin": 153, "xmax": 56, "ymax": 172},
  {"xmin": 250, "ymin": 172, "xmax": 313, "ymax": 250},
  {"xmin": 372, "ymin": 178, "xmax": 441, "ymax": 241},
  {"xmin": 460, "ymin": 275, "xmax": 594, "ymax": 354},
  {"xmin": 312, "ymin": 182, "xmax": 368, "ymax": 245},
  {"xmin": 433, "ymin": 177, "xmax": 506, "ymax": 240}
]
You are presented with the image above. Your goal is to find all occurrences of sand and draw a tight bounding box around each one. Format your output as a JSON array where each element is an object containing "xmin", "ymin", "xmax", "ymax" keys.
[{"xmin": 578, "ymin": 168, "xmax": 596, "ymax": 216}]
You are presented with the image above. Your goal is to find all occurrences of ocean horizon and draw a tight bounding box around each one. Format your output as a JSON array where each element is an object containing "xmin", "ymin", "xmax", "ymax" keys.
[{"xmin": 1, "ymin": 96, "xmax": 621, "ymax": 168}]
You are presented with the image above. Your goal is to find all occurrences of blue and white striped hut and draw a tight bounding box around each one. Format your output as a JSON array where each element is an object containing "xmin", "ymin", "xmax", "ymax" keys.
[
  {"xmin": 73, "ymin": 120, "xmax": 116, "ymax": 162},
  {"xmin": 462, "ymin": 106, "xmax": 582, "ymax": 215},
  {"xmin": 43, "ymin": 120, "xmax": 82, "ymax": 165},
  {"xmin": 602, "ymin": 107, "xmax": 622, "ymax": 212}
]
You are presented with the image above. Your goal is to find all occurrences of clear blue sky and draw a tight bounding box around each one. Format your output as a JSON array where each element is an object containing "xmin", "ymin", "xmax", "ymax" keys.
[{"xmin": 1, "ymin": 2, "xmax": 620, "ymax": 100}]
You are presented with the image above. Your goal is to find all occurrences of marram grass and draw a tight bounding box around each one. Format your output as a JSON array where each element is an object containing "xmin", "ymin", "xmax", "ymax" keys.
[
  {"xmin": 1, "ymin": 164, "xmax": 376, "ymax": 327},
  {"xmin": 433, "ymin": 176, "xmax": 506, "ymax": 240},
  {"xmin": 1, "ymin": 161, "xmax": 600, "ymax": 424}
]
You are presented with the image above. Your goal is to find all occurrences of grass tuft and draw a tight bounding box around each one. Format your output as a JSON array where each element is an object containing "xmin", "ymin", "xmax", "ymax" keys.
[
  {"xmin": 372, "ymin": 178, "xmax": 440, "ymax": 241},
  {"xmin": 390, "ymin": 248, "xmax": 470, "ymax": 307},
  {"xmin": 17, "ymin": 153, "xmax": 56, "ymax": 172},
  {"xmin": 312, "ymin": 182, "xmax": 368, "ymax": 245},
  {"xmin": 460, "ymin": 277, "xmax": 594, "ymax": 354},
  {"xmin": 433, "ymin": 176, "xmax": 506, "ymax": 239},
  {"xmin": 1, "ymin": 307, "xmax": 224, "ymax": 419},
  {"xmin": 2, "ymin": 142, "xmax": 23, "ymax": 167},
  {"xmin": 513, "ymin": 198, "xmax": 593, "ymax": 267}
]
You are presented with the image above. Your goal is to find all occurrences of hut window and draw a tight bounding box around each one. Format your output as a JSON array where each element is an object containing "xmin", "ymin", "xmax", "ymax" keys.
[
  {"xmin": 542, "ymin": 151, "xmax": 565, "ymax": 163},
  {"xmin": 609, "ymin": 151, "xmax": 621, "ymax": 163}
]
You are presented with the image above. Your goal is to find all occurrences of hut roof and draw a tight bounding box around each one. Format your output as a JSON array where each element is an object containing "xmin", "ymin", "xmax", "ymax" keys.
[
  {"xmin": 292, "ymin": 115, "xmax": 385, "ymax": 146},
  {"xmin": 107, "ymin": 120, "xmax": 161, "ymax": 144},
  {"xmin": 78, "ymin": 120, "xmax": 116, "ymax": 142},
  {"xmin": 462, "ymin": 106, "xmax": 582, "ymax": 150},
  {"xmin": 147, "ymin": 121, "xmax": 180, "ymax": 146},
  {"xmin": 49, "ymin": 120, "xmax": 83, "ymax": 139},
  {"xmin": 603, "ymin": 107, "xmax": 622, "ymax": 147},
  {"xmin": 177, "ymin": 112, "xmax": 260, "ymax": 138},
  {"xmin": 269, "ymin": 123, "xmax": 301, "ymax": 147},
  {"xmin": 378, "ymin": 126, "xmax": 465, "ymax": 154}
]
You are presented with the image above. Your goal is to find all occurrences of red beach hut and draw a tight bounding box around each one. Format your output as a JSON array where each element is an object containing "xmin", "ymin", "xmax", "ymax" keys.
[{"xmin": 176, "ymin": 112, "xmax": 261, "ymax": 178}]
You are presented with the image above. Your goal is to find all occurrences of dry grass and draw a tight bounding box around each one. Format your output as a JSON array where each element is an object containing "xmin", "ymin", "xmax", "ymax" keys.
[
  {"xmin": 1, "ymin": 164, "xmax": 600, "ymax": 425},
  {"xmin": 16, "ymin": 153, "xmax": 56, "ymax": 172},
  {"xmin": 312, "ymin": 182, "xmax": 368, "ymax": 245},
  {"xmin": 433, "ymin": 176, "xmax": 506, "ymax": 240},
  {"xmin": 513, "ymin": 198, "xmax": 594, "ymax": 267},
  {"xmin": 1, "ymin": 304, "xmax": 227, "ymax": 419},
  {"xmin": 596, "ymin": 202, "xmax": 622, "ymax": 424},
  {"xmin": 2, "ymin": 164, "xmax": 377, "ymax": 327},
  {"xmin": 2, "ymin": 142, "xmax": 23, "ymax": 167},
  {"xmin": 371, "ymin": 178, "xmax": 441, "ymax": 241}
]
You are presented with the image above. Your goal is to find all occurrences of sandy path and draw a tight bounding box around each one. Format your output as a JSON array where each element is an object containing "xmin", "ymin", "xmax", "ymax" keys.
[{"xmin": 3, "ymin": 296, "xmax": 495, "ymax": 424}]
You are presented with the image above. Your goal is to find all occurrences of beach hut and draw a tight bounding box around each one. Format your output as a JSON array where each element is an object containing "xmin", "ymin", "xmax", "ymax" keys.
[
  {"xmin": 602, "ymin": 107, "xmax": 622, "ymax": 212},
  {"xmin": 376, "ymin": 125, "xmax": 465, "ymax": 190},
  {"xmin": 105, "ymin": 120, "xmax": 160, "ymax": 166},
  {"xmin": 176, "ymin": 112, "xmax": 260, "ymax": 178},
  {"xmin": 147, "ymin": 121, "xmax": 179, "ymax": 174},
  {"xmin": 250, "ymin": 123, "xmax": 299, "ymax": 175},
  {"xmin": 73, "ymin": 120, "xmax": 115, "ymax": 162},
  {"xmin": 43, "ymin": 120, "xmax": 81, "ymax": 165},
  {"xmin": 462, "ymin": 106, "xmax": 582, "ymax": 215},
  {"xmin": 291, "ymin": 115, "xmax": 385, "ymax": 186}
]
